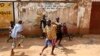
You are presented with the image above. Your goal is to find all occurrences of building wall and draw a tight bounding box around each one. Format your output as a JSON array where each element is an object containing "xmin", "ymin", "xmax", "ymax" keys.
[
  {"xmin": 0, "ymin": 2, "xmax": 14, "ymax": 29},
  {"xmin": 78, "ymin": 0, "xmax": 92, "ymax": 34},
  {"xmin": 13, "ymin": 0, "xmax": 92, "ymax": 36}
]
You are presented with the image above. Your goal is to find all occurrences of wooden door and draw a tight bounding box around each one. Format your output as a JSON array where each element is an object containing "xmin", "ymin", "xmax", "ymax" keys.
[{"xmin": 90, "ymin": 2, "xmax": 100, "ymax": 34}]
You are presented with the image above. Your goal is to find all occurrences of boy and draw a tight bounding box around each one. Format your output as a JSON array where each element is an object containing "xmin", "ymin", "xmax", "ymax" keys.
[
  {"xmin": 40, "ymin": 15, "xmax": 47, "ymax": 38},
  {"xmin": 40, "ymin": 20, "xmax": 57, "ymax": 55},
  {"xmin": 56, "ymin": 17, "xmax": 63, "ymax": 46},
  {"xmin": 7, "ymin": 21, "xmax": 15, "ymax": 42},
  {"xmin": 10, "ymin": 20, "xmax": 23, "ymax": 55},
  {"xmin": 62, "ymin": 23, "xmax": 71, "ymax": 41}
]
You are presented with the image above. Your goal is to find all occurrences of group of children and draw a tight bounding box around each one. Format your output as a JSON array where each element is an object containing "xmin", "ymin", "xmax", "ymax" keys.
[
  {"xmin": 7, "ymin": 15, "xmax": 69, "ymax": 56},
  {"xmin": 40, "ymin": 16, "xmax": 69, "ymax": 55}
]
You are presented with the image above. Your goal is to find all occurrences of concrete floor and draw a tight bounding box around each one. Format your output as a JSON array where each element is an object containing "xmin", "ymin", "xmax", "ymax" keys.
[{"xmin": 0, "ymin": 35, "xmax": 100, "ymax": 56}]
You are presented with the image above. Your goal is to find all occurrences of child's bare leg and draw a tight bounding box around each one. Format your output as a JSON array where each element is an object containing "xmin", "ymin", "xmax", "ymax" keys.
[
  {"xmin": 10, "ymin": 49, "xmax": 14, "ymax": 56},
  {"xmin": 18, "ymin": 35, "xmax": 25, "ymax": 47},
  {"xmin": 56, "ymin": 40, "xmax": 59, "ymax": 46},
  {"xmin": 40, "ymin": 45, "xmax": 48, "ymax": 55},
  {"xmin": 18, "ymin": 38, "xmax": 24, "ymax": 47},
  {"xmin": 58, "ymin": 38, "xmax": 62, "ymax": 46},
  {"xmin": 11, "ymin": 38, "xmax": 16, "ymax": 56},
  {"xmin": 51, "ymin": 39, "xmax": 56, "ymax": 55},
  {"xmin": 7, "ymin": 36, "xmax": 12, "ymax": 42},
  {"xmin": 51, "ymin": 45, "xmax": 55, "ymax": 55}
]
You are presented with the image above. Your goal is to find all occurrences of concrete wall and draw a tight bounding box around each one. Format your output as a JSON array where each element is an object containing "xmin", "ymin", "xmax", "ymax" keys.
[
  {"xmin": 0, "ymin": 2, "xmax": 14, "ymax": 29},
  {"xmin": 78, "ymin": 0, "xmax": 92, "ymax": 34},
  {"xmin": 13, "ymin": 0, "xmax": 92, "ymax": 36}
]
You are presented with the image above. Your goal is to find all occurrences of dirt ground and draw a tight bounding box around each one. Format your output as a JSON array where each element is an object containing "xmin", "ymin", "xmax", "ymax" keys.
[{"xmin": 0, "ymin": 35, "xmax": 100, "ymax": 56}]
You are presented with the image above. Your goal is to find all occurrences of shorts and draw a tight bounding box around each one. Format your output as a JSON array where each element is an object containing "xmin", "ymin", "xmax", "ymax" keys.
[
  {"xmin": 56, "ymin": 32, "xmax": 62, "ymax": 40},
  {"xmin": 45, "ymin": 38, "xmax": 56, "ymax": 46}
]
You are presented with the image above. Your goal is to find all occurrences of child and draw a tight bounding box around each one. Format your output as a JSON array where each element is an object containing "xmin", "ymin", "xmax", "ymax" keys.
[
  {"xmin": 40, "ymin": 20, "xmax": 57, "ymax": 55},
  {"xmin": 55, "ymin": 17, "xmax": 63, "ymax": 46},
  {"xmin": 40, "ymin": 15, "xmax": 47, "ymax": 38},
  {"xmin": 7, "ymin": 21, "xmax": 15, "ymax": 42},
  {"xmin": 62, "ymin": 23, "xmax": 71, "ymax": 41},
  {"xmin": 10, "ymin": 20, "xmax": 24, "ymax": 56}
]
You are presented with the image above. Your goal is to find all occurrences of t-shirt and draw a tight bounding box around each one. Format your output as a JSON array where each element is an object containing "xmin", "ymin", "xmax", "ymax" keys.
[
  {"xmin": 55, "ymin": 22, "xmax": 62, "ymax": 33},
  {"xmin": 11, "ymin": 23, "xmax": 23, "ymax": 38},
  {"xmin": 45, "ymin": 24, "xmax": 57, "ymax": 40}
]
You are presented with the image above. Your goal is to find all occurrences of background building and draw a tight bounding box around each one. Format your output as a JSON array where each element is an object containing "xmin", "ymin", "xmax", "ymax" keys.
[{"xmin": 0, "ymin": 0, "xmax": 100, "ymax": 36}]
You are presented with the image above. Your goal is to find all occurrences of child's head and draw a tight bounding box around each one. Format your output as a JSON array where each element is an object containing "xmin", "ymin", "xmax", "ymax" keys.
[
  {"xmin": 47, "ymin": 20, "xmax": 51, "ymax": 26},
  {"xmin": 56, "ymin": 17, "xmax": 60, "ymax": 22},
  {"xmin": 10, "ymin": 21, "xmax": 14, "ymax": 24},
  {"xmin": 43, "ymin": 15, "xmax": 46, "ymax": 20},
  {"xmin": 18, "ymin": 20, "xmax": 23, "ymax": 24}
]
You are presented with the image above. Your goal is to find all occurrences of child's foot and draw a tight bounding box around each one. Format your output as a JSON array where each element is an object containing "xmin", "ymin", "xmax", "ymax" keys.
[
  {"xmin": 40, "ymin": 52, "xmax": 42, "ymax": 55},
  {"xmin": 51, "ymin": 53, "xmax": 55, "ymax": 55},
  {"xmin": 18, "ymin": 44, "xmax": 21, "ymax": 47},
  {"xmin": 11, "ymin": 49, "xmax": 14, "ymax": 56},
  {"xmin": 18, "ymin": 44, "xmax": 23, "ymax": 48}
]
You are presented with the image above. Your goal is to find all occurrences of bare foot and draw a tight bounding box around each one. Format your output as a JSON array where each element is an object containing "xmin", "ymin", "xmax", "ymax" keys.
[
  {"xmin": 18, "ymin": 44, "xmax": 21, "ymax": 47},
  {"xmin": 40, "ymin": 52, "xmax": 42, "ymax": 55},
  {"xmin": 51, "ymin": 53, "xmax": 55, "ymax": 55},
  {"xmin": 11, "ymin": 49, "xmax": 14, "ymax": 56},
  {"xmin": 18, "ymin": 44, "xmax": 23, "ymax": 48}
]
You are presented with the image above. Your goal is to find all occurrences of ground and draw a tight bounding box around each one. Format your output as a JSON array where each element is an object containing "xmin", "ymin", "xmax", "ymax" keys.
[{"xmin": 0, "ymin": 35, "xmax": 100, "ymax": 56}]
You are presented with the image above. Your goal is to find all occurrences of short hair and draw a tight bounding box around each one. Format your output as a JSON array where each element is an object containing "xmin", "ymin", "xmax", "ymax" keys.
[
  {"xmin": 18, "ymin": 20, "xmax": 22, "ymax": 24},
  {"xmin": 43, "ymin": 15, "xmax": 46, "ymax": 19},
  {"xmin": 47, "ymin": 20, "xmax": 51, "ymax": 25},
  {"xmin": 10, "ymin": 21, "xmax": 14, "ymax": 24}
]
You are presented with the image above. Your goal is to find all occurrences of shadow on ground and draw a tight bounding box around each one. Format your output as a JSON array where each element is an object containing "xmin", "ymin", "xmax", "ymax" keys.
[
  {"xmin": 1, "ymin": 35, "xmax": 100, "ymax": 56},
  {"xmin": 12, "ymin": 52, "xmax": 28, "ymax": 56}
]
